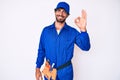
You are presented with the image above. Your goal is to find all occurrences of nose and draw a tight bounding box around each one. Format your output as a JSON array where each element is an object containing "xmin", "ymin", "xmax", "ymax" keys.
[{"xmin": 59, "ymin": 11, "xmax": 64, "ymax": 16}]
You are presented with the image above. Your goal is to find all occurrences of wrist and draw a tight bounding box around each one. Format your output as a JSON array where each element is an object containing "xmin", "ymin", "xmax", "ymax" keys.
[
  {"xmin": 36, "ymin": 68, "xmax": 40, "ymax": 73},
  {"xmin": 79, "ymin": 27, "xmax": 87, "ymax": 32}
]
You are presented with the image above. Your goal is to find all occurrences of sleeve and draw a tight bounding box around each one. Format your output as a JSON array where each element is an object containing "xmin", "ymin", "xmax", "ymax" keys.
[
  {"xmin": 75, "ymin": 31, "xmax": 91, "ymax": 51},
  {"xmin": 36, "ymin": 28, "xmax": 46, "ymax": 68}
]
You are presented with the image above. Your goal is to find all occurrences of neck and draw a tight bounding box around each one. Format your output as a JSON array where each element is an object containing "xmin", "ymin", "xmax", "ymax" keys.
[{"xmin": 55, "ymin": 21, "xmax": 65, "ymax": 30}]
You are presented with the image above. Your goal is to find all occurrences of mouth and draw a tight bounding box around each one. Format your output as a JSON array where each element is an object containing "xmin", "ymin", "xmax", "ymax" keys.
[
  {"xmin": 57, "ymin": 15, "xmax": 65, "ymax": 19},
  {"xmin": 56, "ymin": 15, "xmax": 66, "ymax": 23}
]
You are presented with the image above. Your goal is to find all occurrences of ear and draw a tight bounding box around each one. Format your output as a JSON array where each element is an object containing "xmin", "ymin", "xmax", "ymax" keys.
[{"xmin": 54, "ymin": 9, "xmax": 57, "ymax": 13}]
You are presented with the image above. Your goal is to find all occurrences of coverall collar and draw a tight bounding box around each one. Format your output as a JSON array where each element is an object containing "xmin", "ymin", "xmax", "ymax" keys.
[{"xmin": 50, "ymin": 22, "xmax": 69, "ymax": 31}]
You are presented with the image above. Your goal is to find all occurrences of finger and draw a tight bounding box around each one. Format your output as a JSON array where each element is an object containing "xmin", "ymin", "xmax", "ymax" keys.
[
  {"xmin": 36, "ymin": 75, "xmax": 39, "ymax": 80},
  {"xmin": 36, "ymin": 74, "xmax": 41, "ymax": 80},
  {"xmin": 36, "ymin": 77, "xmax": 39, "ymax": 80},
  {"xmin": 37, "ymin": 76, "xmax": 42, "ymax": 80},
  {"xmin": 75, "ymin": 17, "xmax": 80, "ymax": 23},
  {"xmin": 41, "ymin": 77, "xmax": 43, "ymax": 80},
  {"xmin": 82, "ymin": 9, "xmax": 87, "ymax": 20},
  {"xmin": 77, "ymin": 17, "xmax": 80, "ymax": 20}
]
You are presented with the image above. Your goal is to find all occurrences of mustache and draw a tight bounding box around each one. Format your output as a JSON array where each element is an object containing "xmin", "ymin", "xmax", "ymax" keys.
[{"xmin": 56, "ymin": 15, "xmax": 65, "ymax": 18}]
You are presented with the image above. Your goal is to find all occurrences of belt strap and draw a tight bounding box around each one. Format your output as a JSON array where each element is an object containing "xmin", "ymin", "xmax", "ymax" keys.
[{"xmin": 57, "ymin": 61, "xmax": 71, "ymax": 70}]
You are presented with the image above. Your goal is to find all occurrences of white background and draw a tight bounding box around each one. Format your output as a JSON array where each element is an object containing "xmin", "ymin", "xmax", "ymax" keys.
[{"xmin": 0, "ymin": 0, "xmax": 120, "ymax": 80}]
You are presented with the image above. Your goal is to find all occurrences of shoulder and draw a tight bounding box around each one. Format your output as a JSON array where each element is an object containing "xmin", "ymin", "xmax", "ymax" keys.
[
  {"xmin": 43, "ymin": 24, "xmax": 54, "ymax": 31},
  {"xmin": 40, "ymin": 23, "xmax": 55, "ymax": 36},
  {"xmin": 41, "ymin": 24, "xmax": 53, "ymax": 33}
]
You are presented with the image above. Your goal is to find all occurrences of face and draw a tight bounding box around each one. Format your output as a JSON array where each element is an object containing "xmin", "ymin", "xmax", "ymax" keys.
[{"xmin": 55, "ymin": 8, "xmax": 69, "ymax": 23}]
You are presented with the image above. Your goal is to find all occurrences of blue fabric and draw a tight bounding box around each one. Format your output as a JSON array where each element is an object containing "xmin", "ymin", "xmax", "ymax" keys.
[
  {"xmin": 36, "ymin": 22, "xmax": 90, "ymax": 80},
  {"xmin": 55, "ymin": 2, "xmax": 70, "ymax": 14}
]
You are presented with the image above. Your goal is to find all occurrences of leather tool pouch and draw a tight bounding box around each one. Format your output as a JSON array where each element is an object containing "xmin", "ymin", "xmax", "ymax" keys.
[
  {"xmin": 42, "ymin": 60, "xmax": 71, "ymax": 80},
  {"xmin": 42, "ymin": 60, "xmax": 57, "ymax": 80}
]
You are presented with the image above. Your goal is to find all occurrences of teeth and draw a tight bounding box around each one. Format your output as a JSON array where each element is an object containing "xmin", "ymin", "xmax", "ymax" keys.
[
  {"xmin": 58, "ymin": 16, "xmax": 63, "ymax": 18},
  {"xmin": 57, "ymin": 16, "xmax": 63, "ymax": 18}
]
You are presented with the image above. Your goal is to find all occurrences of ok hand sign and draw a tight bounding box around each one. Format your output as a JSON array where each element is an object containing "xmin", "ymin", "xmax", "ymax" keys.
[{"xmin": 75, "ymin": 9, "xmax": 87, "ymax": 32}]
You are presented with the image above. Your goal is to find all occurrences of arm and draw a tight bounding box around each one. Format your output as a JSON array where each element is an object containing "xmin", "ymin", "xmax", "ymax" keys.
[
  {"xmin": 74, "ymin": 9, "xmax": 90, "ymax": 51},
  {"xmin": 75, "ymin": 31, "xmax": 90, "ymax": 51},
  {"xmin": 35, "ymin": 29, "xmax": 46, "ymax": 80}
]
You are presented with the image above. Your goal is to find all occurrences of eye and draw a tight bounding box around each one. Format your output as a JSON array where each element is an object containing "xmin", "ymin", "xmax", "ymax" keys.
[
  {"xmin": 57, "ymin": 9, "xmax": 61, "ymax": 12},
  {"xmin": 62, "ymin": 10, "xmax": 66, "ymax": 13}
]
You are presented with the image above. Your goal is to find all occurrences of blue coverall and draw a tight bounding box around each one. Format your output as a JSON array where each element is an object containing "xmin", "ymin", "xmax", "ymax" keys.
[{"xmin": 36, "ymin": 22, "xmax": 90, "ymax": 80}]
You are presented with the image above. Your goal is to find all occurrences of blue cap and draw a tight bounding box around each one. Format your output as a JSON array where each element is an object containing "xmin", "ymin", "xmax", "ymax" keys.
[{"xmin": 55, "ymin": 2, "xmax": 70, "ymax": 14}]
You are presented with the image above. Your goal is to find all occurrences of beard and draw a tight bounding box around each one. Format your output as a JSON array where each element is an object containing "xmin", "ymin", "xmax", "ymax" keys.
[{"xmin": 56, "ymin": 15, "xmax": 66, "ymax": 23}]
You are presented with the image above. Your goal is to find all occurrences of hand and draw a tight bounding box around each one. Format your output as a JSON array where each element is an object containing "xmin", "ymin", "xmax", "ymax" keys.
[
  {"xmin": 75, "ymin": 9, "xmax": 87, "ymax": 32},
  {"xmin": 35, "ymin": 68, "xmax": 43, "ymax": 80}
]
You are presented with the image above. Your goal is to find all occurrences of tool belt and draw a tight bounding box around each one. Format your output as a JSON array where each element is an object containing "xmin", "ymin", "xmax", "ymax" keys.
[
  {"xmin": 42, "ymin": 60, "xmax": 71, "ymax": 80},
  {"xmin": 57, "ymin": 61, "xmax": 71, "ymax": 70}
]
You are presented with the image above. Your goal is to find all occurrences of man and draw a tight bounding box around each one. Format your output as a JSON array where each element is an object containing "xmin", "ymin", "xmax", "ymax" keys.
[{"xmin": 35, "ymin": 1, "xmax": 90, "ymax": 80}]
